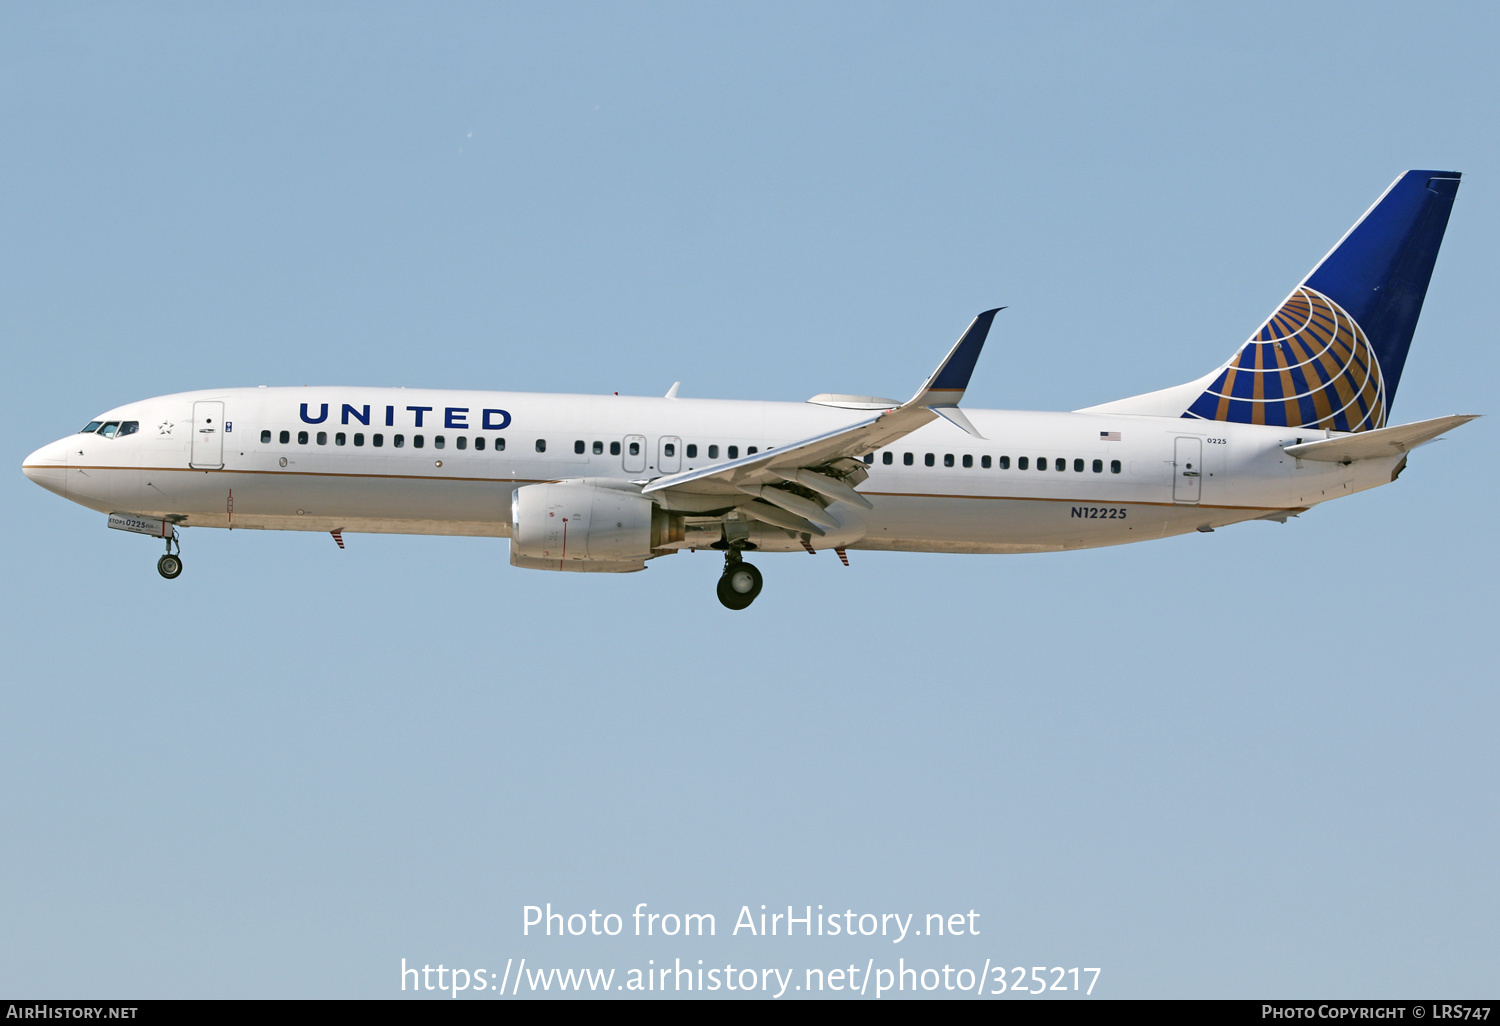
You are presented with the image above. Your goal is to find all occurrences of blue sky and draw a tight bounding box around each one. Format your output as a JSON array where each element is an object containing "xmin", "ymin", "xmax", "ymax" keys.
[{"xmin": 2, "ymin": 1, "xmax": 1496, "ymax": 998}]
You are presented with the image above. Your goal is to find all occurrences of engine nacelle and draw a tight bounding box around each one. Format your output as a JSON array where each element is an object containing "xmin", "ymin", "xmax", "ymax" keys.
[{"xmin": 510, "ymin": 481, "xmax": 682, "ymax": 567}]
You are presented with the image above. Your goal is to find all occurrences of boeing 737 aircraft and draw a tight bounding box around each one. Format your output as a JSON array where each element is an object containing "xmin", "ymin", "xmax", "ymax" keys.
[{"xmin": 23, "ymin": 170, "xmax": 1474, "ymax": 609}]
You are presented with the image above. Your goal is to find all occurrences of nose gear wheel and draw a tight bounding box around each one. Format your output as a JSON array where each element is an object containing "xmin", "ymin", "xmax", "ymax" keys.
[{"xmin": 156, "ymin": 527, "xmax": 183, "ymax": 579}]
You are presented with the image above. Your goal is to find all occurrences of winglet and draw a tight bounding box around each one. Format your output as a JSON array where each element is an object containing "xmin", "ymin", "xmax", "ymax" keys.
[
  {"xmin": 908, "ymin": 308, "xmax": 1002, "ymax": 407},
  {"xmin": 665, "ymin": 382, "xmax": 680, "ymax": 399}
]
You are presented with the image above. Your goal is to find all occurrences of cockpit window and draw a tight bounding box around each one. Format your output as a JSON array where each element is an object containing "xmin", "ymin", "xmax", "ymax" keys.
[
  {"xmin": 81, "ymin": 421, "xmax": 103, "ymax": 434},
  {"xmin": 99, "ymin": 422, "xmax": 120, "ymax": 438},
  {"xmin": 117, "ymin": 421, "xmax": 139, "ymax": 437}
]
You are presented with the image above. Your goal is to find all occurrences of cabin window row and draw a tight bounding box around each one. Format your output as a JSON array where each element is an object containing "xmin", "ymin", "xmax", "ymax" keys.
[
  {"xmin": 256, "ymin": 431, "xmax": 764, "ymax": 460},
  {"xmin": 260, "ymin": 429, "xmax": 508, "ymax": 451},
  {"xmin": 567, "ymin": 440, "xmax": 759, "ymax": 459},
  {"xmin": 870, "ymin": 451, "xmax": 1122, "ymax": 474}
]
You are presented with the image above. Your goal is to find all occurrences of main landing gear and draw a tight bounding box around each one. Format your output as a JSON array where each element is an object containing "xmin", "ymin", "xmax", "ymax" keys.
[
  {"xmin": 716, "ymin": 550, "xmax": 763, "ymax": 610},
  {"xmin": 157, "ymin": 532, "xmax": 183, "ymax": 580}
]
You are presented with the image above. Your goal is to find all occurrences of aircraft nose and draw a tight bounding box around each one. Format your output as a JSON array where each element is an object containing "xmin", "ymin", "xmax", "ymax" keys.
[{"xmin": 22, "ymin": 439, "xmax": 68, "ymax": 497}]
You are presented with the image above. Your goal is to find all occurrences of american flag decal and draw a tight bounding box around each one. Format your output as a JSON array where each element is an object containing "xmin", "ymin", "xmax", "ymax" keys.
[{"xmin": 1100, "ymin": 431, "xmax": 1121, "ymax": 441}]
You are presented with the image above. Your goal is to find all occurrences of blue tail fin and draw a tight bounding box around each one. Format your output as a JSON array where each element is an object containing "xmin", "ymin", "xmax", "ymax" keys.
[{"xmin": 1182, "ymin": 171, "xmax": 1460, "ymax": 431}]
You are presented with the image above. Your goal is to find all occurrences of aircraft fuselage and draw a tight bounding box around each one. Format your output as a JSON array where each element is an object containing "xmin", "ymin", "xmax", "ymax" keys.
[{"xmin": 23, "ymin": 386, "xmax": 1390, "ymax": 555}]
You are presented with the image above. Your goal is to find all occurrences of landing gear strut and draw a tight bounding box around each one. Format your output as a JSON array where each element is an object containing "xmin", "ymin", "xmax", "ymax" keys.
[
  {"xmin": 157, "ymin": 531, "xmax": 182, "ymax": 580},
  {"xmin": 716, "ymin": 550, "xmax": 763, "ymax": 610}
]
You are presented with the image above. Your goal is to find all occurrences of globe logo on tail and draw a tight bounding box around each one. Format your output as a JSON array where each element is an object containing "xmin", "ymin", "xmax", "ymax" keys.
[{"xmin": 1185, "ymin": 287, "xmax": 1386, "ymax": 432}]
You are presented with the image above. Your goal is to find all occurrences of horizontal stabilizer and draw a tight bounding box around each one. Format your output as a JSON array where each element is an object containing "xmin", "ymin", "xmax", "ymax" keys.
[{"xmin": 1283, "ymin": 415, "xmax": 1478, "ymax": 463}]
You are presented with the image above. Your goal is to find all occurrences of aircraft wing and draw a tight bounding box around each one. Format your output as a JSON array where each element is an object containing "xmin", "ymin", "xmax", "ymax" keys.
[
  {"xmin": 641, "ymin": 309, "xmax": 1000, "ymax": 532},
  {"xmin": 1283, "ymin": 414, "xmax": 1479, "ymax": 463}
]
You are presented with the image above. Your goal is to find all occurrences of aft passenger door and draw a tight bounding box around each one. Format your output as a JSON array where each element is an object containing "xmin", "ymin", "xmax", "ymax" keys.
[
  {"xmin": 1173, "ymin": 437, "xmax": 1202, "ymax": 504},
  {"xmin": 622, "ymin": 434, "xmax": 646, "ymax": 473},
  {"xmin": 190, "ymin": 401, "xmax": 225, "ymax": 469}
]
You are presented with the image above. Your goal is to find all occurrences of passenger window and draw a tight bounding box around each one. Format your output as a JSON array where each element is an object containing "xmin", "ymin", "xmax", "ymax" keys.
[
  {"xmin": 81, "ymin": 421, "xmax": 103, "ymax": 433},
  {"xmin": 473, "ymin": 436, "xmax": 485, "ymax": 451},
  {"xmin": 297, "ymin": 431, "xmax": 308, "ymax": 444},
  {"xmin": 628, "ymin": 441, "xmax": 640, "ymax": 456},
  {"xmin": 963, "ymin": 454, "xmax": 973, "ymax": 468},
  {"xmin": 118, "ymin": 422, "xmax": 139, "ymax": 436},
  {"xmin": 1111, "ymin": 459, "xmax": 1122, "ymax": 474},
  {"xmin": 1056, "ymin": 458, "xmax": 1066, "ymax": 472},
  {"xmin": 1036, "ymin": 457, "xmax": 1046, "ymax": 470},
  {"xmin": 1092, "ymin": 458, "xmax": 1102, "ymax": 473},
  {"xmin": 574, "ymin": 440, "xmax": 585, "ymax": 454},
  {"xmin": 100, "ymin": 422, "xmax": 120, "ymax": 438},
  {"xmin": 261, "ymin": 430, "xmax": 272, "ymax": 443},
  {"xmin": 316, "ymin": 431, "xmax": 327, "ymax": 445},
  {"xmin": 373, "ymin": 434, "xmax": 384, "ymax": 447},
  {"xmin": 943, "ymin": 454, "xmax": 954, "ymax": 467},
  {"xmin": 685, "ymin": 444, "xmax": 697, "ymax": 458},
  {"xmin": 728, "ymin": 446, "xmax": 739, "ymax": 459},
  {"xmin": 1018, "ymin": 457, "xmax": 1029, "ymax": 470},
  {"xmin": 414, "ymin": 435, "xmax": 425, "ymax": 448},
  {"xmin": 434, "ymin": 436, "xmax": 445, "ymax": 449},
  {"xmin": 355, "ymin": 433, "xmax": 365, "ymax": 447},
  {"xmin": 280, "ymin": 430, "xmax": 290, "ymax": 444},
  {"xmin": 708, "ymin": 445, "xmax": 719, "ymax": 459},
  {"xmin": 495, "ymin": 437, "xmax": 505, "ymax": 451},
  {"xmin": 394, "ymin": 434, "xmax": 405, "ymax": 447},
  {"xmin": 882, "ymin": 452, "xmax": 893, "ymax": 465},
  {"xmin": 998, "ymin": 456, "xmax": 1010, "ymax": 469},
  {"xmin": 664, "ymin": 442, "xmax": 676, "ymax": 457},
  {"xmin": 456, "ymin": 436, "xmax": 467, "ymax": 450},
  {"xmin": 535, "ymin": 439, "xmax": 546, "ymax": 453},
  {"xmin": 335, "ymin": 432, "xmax": 346, "ymax": 446},
  {"xmin": 1074, "ymin": 458, "xmax": 1083, "ymax": 472},
  {"xmin": 925, "ymin": 453, "xmax": 935, "ymax": 467},
  {"xmin": 747, "ymin": 446, "xmax": 757, "ymax": 455},
  {"xmin": 863, "ymin": 453, "xmax": 873, "ymax": 465},
  {"xmin": 610, "ymin": 441, "xmax": 621, "ymax": 456},
  {"xmin": 594, "ymin": 441, "xmax": 605, "ymax": 455},
  {"xmin": 903, "ymin": 452, "xmax": 913, "ymax": 465},
  {"xmin": 981, "ymin": 455, "xmax": 991, "ymax": 469}
]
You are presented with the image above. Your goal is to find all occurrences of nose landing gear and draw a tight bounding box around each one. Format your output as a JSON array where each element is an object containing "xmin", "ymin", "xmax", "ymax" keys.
[
  {"xmin": 156, "ymin": 531, "xmax": 183, "ymax": 580},
  {"xmin": 716, "ymin": 551, "xmax": 763, "ymax": 610}
]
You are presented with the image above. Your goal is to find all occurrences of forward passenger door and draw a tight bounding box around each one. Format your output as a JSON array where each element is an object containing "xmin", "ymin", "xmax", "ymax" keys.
[{"xmin": 190, "ymin": 401, "xmax": 225, "ymax": 469}]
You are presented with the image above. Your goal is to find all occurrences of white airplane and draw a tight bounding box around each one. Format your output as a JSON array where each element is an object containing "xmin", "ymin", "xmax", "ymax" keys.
[{"xmin": 23, "ymin": 170, "xmax": 1475, "ymax": 609}]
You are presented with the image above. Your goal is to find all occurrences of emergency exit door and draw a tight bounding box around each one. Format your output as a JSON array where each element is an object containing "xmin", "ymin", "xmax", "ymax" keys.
[
  {"xmin": 621, "ymin": 434, "xmax": 646, "ymax": 473},
  {"xmin": 190, "ymin": 401, "xmax": 225, "ymax": 469},
  {"xmin": 658, "ymin": 436, "xmax": 682, "ymax": 474},
  {"xmin": 1173, "ymin": 436, "xmax": 1202, "ymax": 504}
]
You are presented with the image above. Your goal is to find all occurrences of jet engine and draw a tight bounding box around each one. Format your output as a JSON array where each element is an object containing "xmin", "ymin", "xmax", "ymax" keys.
[{"xmin": 510, "ymin": 481, "xmax": 683, "ymax": 570}]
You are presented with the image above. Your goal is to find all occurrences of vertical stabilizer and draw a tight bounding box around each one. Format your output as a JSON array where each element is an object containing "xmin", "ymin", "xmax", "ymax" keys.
[{"xmin": 1082, "ymin": 171, "xmax": 1461, "ymax": 431}]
